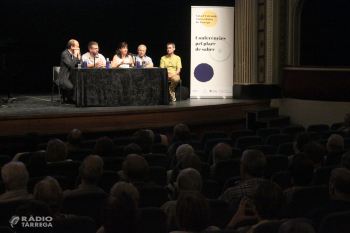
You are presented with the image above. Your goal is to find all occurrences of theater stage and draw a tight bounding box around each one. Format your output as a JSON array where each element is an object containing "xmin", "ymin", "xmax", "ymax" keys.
[{"xmin": 0, "ymin": 94, "xmax": 271, "ymax": 137}]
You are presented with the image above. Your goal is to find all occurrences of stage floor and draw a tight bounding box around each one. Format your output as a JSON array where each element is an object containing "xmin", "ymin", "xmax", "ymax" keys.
[{"xmin": 0, "ymin": 94, "xmax": 271, "ymax": 137}]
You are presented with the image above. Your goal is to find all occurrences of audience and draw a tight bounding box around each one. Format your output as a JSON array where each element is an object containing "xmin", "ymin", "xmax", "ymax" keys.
[
  {"xmin": 341, "ymin": 151, "xmax": 350, "ymax": 170},
  {"xmin": 110, "ymin": 181, "xmax": 140, "ymax": 205},
  {"xmin": 219, "ymin": 149, "xmax": 266, "ymax": 210},
  {"xmin": 283, "ymin": 157, "xmax": 314, "ymax": 202},
  {"xmin": 278, "ymin": 219, "xmax": 315, "ymax": 233},
  {"xmin": 294, "ymin": 132, "xmax": 311, "ymax": 154},
  {"xmin": 227, "ymin": 180, "xmax": 286, "ymax": 232},
  {"xmin": 161, "ymin": 168, "xmax": 203, "ymax": 231},
  {"xmin": 169, "ymin": 143, "xmax": 195, "ymax": 170},
  {"xmin": 306, "ymin": 168, "xmax": 350, "ymax": 229},
  {"xmin": 123, "ymin": 143, "xmax": 143, "ymax": 157},
  {"xmin": 326, "ymin": 134, "xmax": 344, "ymax": 151},
  {"xmin": 0, "ymin": 161, "xmax": 33, "ymax": 202},
  {"xmin": 66, "ymin": 129, "xmax": 83, "ymax": 150},
  {"xmin": 26, "ymin": 152, "xmax": 48, "ymax": 178},
  {"xmin": 120, "ymin": 154, "xmax": 150, "ymax": 186},
  {"xmin": 46, "ymin": 139, "xmax": 68, "ymax": 163},
  {"xmin": 338, "ymin": 113, "xmax": 350, "ymax": 132},
  {"xmin": 210, "ymin": 143, "xmax": 232, "ymax": 177},
  {"xmin": 132, "ymin": 130, "xmax": 153, "ymax": 155},
  {"xmin": 173, "ymin": 192, "xmax": 219, "ymax": 233},
  {"xmin": 64, "ymin": 155, "xmax": 105, "ymax": 195},
  {"xmin": 303, "ymin": 141, "xmax": 327, "ymax": 170},
  {"xmin": 94, "ymin": 136, "xmax": 115, "ymax": 157}
]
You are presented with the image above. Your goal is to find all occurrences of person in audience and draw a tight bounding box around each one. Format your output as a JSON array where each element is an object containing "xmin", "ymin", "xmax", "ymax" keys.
[
  {"xmin": 120, "ymin": 154, "xmax": 150, "ymax": 187},
  {"xmin": 26, "ymin": 152, "xmax": 48, "ymax": 178},
  {"xmin": 94, "ymin": 136, "xmax": 115, "ymax": 157},
  {"xmin": 34, "ymin": 176, "xmax": 71, "ymax": 219},
  {"xmin": 210, "ymin": 143, "xmax": 232, "ymax": 177},
  {"xmin": 81, "ymin": 41, "xmax": 106, "ymax": 68},
  {"xmin": 64, "ymin": 155, "xmax": 105, "ymax": 195},
  {"xmin": 306, "ymin": 168, "xmax": 350, "ymax": 229},
  {"xmin": 14, "ymin": 200, "xmax": 52, "ymax": 233},
  {"xmin": 278, "ymin": 219, "xmax": 316, "ymax": 233},
  {"xmin": 111, "ymin": 42, "xmax": 133, "ymax": 68},
  {"xmin": 219, "ymin": 149, "xmax": 266, "ymax": 210},
  {"xmin": 132, "ymin": 130, "xmax": 153, "ymax": 155},
  {"xmin": 124, "ymin": 143, "xmax": 143, "ymax": 157},
  {"xmin": 341, "ymin": 151, "xmax": 350, "ymax": 170},
  {"xmin": 326, "ymin": 134, "xmax": 344, "ymax": 151},
  {"xmin": 160, "ymin": 42, "xmax": 182, "ymax": 102},
  {"xmin": 338, "ymin": 113, "xmax": 350, "ymax": 132},
  {"xmin": 46, "ymin": 139, "xmax": 68, "ymax": 163},
  {"xmin": 13, "ymin": 132, "xmax": 41, "ymax": 161},
  {"xmin": 0, "ymin": 161, "xmax": 33, "ymax": 202},
  {"xmin": 169, "ymin": 124, "xmax": 191, "ymax": 146},
  {"xmin": 98, "ymin": 192, "xmax": 140, "ymax": 233},
  {"xmin": 57, "ymin": 39, "xmax": 81, "ymax": 103},
  {"xmin": 288, "ymin": 132, "xmax": 311, "ymax": 162},
  {"xmin": 161, "ymin": 168, "xmax": 203, "ymax": 232},
  {"xmin": 134, "ymin": 44, "xmax": 153, "ymax": 67},
  {"xmin": 173, "ymin": 192, "xmax": 219, "ymax": 233},
  {"xmin": 303, "ymin": 141, "xmax": 327, "ymax": 170},
  {"xmin": 66, "ymin": 129, "xmax": 83, "ymax": 150},
  {"xmin": 167, "ymin": 153, "xmax": 202, "ymax": 199},
  {"xmin": 227, "ymin": 180, "xmax": 286, "ymax": 232},
  {"xmin": 110, "ymin": 181, "xmax": 140, "ymax": 206},
  {"xmin": 283, "ymin": 157, "xmax": 314, "ymax": 202},
  {"xmin": 169, "ymin": 143, "xmax": 195, "ymax": 170}
]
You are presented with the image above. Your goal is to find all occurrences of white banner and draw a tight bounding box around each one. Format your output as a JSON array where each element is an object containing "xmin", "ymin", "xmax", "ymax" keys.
[{"xmin": 190, "ymin": 6, "xmax": 234, "ymax": 98}]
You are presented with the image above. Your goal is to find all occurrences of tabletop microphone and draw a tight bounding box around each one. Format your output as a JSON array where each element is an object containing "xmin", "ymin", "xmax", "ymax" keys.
[{"xmin": 93, "ymin": 53, "xmax": 96, "ymax": 67}]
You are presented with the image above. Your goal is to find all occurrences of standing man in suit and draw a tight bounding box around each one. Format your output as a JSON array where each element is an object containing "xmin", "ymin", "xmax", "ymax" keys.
[
  {"xmin": 57, "ymin": 39, "xmax": 81, "ymax": 103},
  {"xmin": 160, "ymin": 43, "xmax": 181, "ymax": 102}
]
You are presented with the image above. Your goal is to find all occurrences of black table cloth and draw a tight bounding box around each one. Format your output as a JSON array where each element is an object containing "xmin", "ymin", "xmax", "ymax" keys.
[{"xmin": 72, "ymin": 68, "xmax": 169, "ymax": 107}]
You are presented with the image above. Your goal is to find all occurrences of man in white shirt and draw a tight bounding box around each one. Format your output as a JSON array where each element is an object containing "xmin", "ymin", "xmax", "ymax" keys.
[
  {"xmin": 134, "ymin": 44, "xmax": 153, "ymax": 67},
  {"xmin": 81, "ymin": 41, "xmax": 106, "ymax": 68}
]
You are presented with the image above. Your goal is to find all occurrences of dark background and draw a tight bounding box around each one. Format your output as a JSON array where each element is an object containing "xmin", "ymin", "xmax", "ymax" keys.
[{"xmin": 0, "ymin": 0, "xmax": 349, "ymax": 95}]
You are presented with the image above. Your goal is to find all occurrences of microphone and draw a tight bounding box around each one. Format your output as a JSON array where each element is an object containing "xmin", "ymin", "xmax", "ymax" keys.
[{"xmin": 93, "ymin": 53, "xmax": 96, "ymax": 67}]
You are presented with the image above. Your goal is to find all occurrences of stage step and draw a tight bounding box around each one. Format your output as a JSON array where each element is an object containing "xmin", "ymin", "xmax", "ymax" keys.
[{"xmin": 246, "ymin": 107, "xmax": 291, "ymax": 131}]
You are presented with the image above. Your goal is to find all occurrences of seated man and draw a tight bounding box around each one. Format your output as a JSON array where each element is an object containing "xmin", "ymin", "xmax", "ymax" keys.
[
  {"xmin": 66, "ymin": 129, "xmax": 83, "ymax": 150},
  {"xmin": 134, "ymin": 44, "xmax": 153, "ymax": 67},
  {"xmin": 219, "ymin": 149, "xmax": 266, "ymax": 210},
  {"xmin": 160, "ymin": 42, "xmax": 182, "ymax": 102},
  {"xmin": 57, "ymin": 39, "xmax": 81, "ymax": 103},
  {"xmin": 210, "ymin": 143, "xmax": 232, "ymax": 177},
  {"xmin": 0, "ymin": 161, "xmax": 33, "ymax": 202},
  {"xmin": 81, "ymin": 41, "xmax": 106, "ymax": 68}
]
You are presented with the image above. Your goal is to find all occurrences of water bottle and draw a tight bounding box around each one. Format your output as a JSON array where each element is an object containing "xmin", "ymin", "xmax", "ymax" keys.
[
  {"xmin": 83, "ymin": 60, "xmax": 87, "ymax": 68},
  {"xmin": 142, "ymin": 61, "xmax": 146, "ymax": 68},
  {"xmin": 106, "ymin": 58, "xmax": 110, "ymax": 68},
  {"xmin": 136, "ymin": 60, "xmax": 140, "ymax": 68}
]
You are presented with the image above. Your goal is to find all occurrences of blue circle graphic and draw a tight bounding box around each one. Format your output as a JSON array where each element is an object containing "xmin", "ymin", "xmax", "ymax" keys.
[{"xmin": 194, "ymin": 63, "xmax": 214, "ymax": 82}]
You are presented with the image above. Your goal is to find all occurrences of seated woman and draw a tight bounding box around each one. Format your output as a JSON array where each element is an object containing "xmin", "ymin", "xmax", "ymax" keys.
[{"xmin": 112, "ymin": 42, "xmax": 134, "ymax": 68}]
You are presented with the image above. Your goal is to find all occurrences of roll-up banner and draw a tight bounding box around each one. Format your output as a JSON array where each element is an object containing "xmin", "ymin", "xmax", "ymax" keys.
[{"xmin": 190, "ymin": 6, "xmax": 234, "ymax": 98}]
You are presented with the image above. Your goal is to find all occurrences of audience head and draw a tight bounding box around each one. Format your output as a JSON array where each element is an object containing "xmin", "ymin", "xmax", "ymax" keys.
[
  {"xmin": 212, "ymin": 143, "xmax": 232, "ymax": 164},
  {"xmin": 288, "ymin": 156, "xmax": 314, "ymax": 186},
  {"xmin": 66, "ymin": 129, "xmax": 83, "ymax": 149},
  {"xmin": 124, "ymin": 143, "xmax": 143, "ymax": 157},
  {"xmin": 144, "ymin": 129, "xmax": 154, "ymax": 144},
  {"xmin": 293, "ymin": 132, "xmax": 311, "ymax": 153},
  {"xmin": 173, "ymin": 124, "xmax": 190, "ymax": 142},
  {"xmin": 342, "ymin": 113, "xmax": 350, "ymax": 128},
  {"xmin": 23, "ymin": 132, "xmax": 41, "ymax": 152},
  {"xmin": 46, "ymin": 139, "xmax": 68, "ymax": 162},
  {"xmin": 304, "ymin": 141, "xmax": 327, "ymax": 168},
  {"xmin": 15, "ymin": 200, "xmax": 52, "ymax": 233},
  {"xmin": 94, "ymin": 136, "xmax": 115, "ymax": 157},
  {"xmin": 176, "ymin": 192, "xmax": 210, "ymax": 232},
  {"xmin": 240, "ymin": 149, "xmax": 266, "ymax": 179},
  {"xmin": 2, "ymin": 161, "xmax": 29, "ymax": 191},
  {"xmin": 341, "ymin": 151, "xmax": 350, "ymax": 170},
  {"xmin": 101, "ymin": 193, "xmax": 139, "ymax": 233},
  {"xmin": 110, "ymin": 181, "xmax": 140, "ymax": 205},
  {"xmin": 177, "ymin": 168, "xmax": 202, "ymax": 192},
  {"xmin": 326, "ymin": 134, "xmax": 344, "ymax": 151},
  {"xmin": 329, "ymin": 168, "xmax": 350, "ymax": 201},
  {"xmin": 79, "ymin": 155, "xmax": 104, "ymax": 185},
  {"xmin": 33, "ymin": 176, "xmax": 63, "ymax": 216},
  {"xmin": 176, "ymin": 144, "xmax": 194, "ymax": 163},
  {"xmin": 132, "ymin": 130, "xmax": 153, "ymax": 154},
  {"xmin": 177, "ymin": 153, "xmax": 202, "ymax": 173},
  {"xmin": 26, "ymin": 152, "xmax": 48, "ymax": 178},
  {"xmin": 122, "ymin": 154, "xmax": 149, "ymax": 183},
  {"xmin": 252, "ymin": 180, "xmax": 285, "ymax": 220},
  {"xmin": 278, "ymin": 219, "xmax": 315, "ymax": 233}
]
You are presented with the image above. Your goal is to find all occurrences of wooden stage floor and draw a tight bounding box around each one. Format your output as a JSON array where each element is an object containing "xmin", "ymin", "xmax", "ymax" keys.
[{"xmin": 0, "ymin": 94, "xmax": 271, "ymax": 137}]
